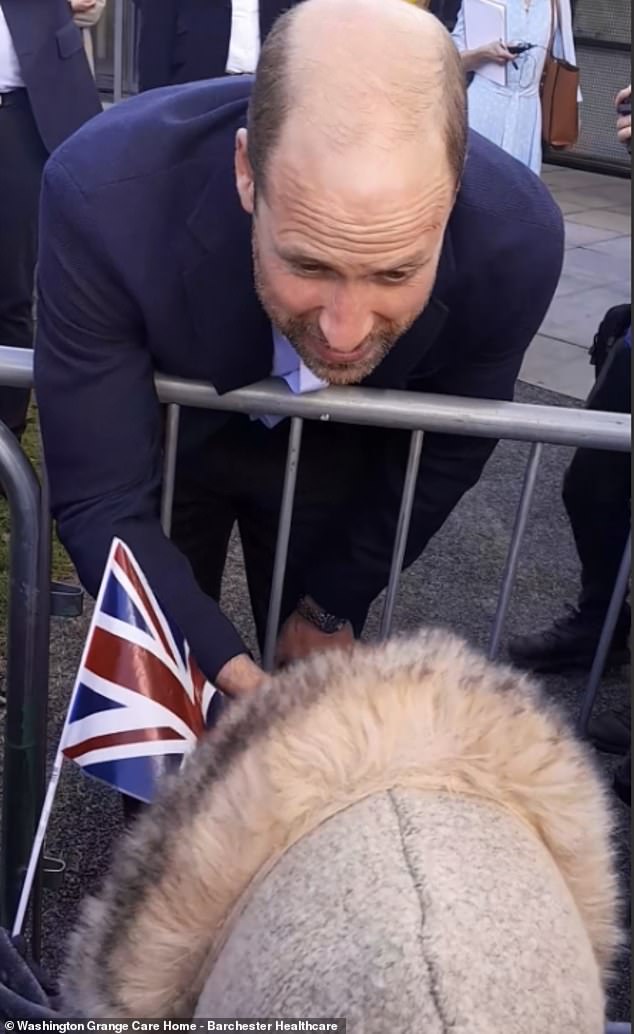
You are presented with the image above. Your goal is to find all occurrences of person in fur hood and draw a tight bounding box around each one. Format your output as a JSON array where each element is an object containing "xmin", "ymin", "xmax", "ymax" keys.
[{"xmin": 0, "ymin": 630, "xmax": 625, "ymax": 1030}]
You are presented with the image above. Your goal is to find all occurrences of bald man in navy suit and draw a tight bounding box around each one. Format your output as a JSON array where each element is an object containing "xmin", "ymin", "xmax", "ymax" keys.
[{"xmin": 35, "ymin": 0, "xmax": 564, "ymax": 696}]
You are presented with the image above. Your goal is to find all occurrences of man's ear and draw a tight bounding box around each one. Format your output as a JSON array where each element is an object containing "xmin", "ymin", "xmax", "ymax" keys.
[{"xmin": 235, "ymin": 128, "xmax": 255, "ymax": 215}]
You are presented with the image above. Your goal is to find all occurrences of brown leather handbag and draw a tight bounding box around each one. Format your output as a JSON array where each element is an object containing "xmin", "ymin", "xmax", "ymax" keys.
[{"xmin": 540, "ymin": 0, "xmax": 580, "ymax": 149}]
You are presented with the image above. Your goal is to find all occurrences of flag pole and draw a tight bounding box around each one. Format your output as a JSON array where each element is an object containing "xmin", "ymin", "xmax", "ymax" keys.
[
  {"xmin": 11, "ymin": 538, "xmax": 122, "ymax": 939},
  {"xmin": 11, "ymin": 746, "xmax": 65, "ymax": 938}
]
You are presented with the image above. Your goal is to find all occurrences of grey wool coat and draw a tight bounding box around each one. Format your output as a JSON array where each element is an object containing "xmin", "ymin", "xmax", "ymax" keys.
[{"xmin": 62, "ymin": 629, "xmax": 622, "ymax": 1032}]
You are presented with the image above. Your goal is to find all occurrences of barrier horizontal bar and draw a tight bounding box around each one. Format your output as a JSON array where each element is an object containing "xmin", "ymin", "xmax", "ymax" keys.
[{"xmin": 2, "ymin": 346, "xmax": 629, "ymax": 451}]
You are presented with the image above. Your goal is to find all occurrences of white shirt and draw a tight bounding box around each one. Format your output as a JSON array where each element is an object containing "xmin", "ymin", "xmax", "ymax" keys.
[
  {"xmin": 0, "ymin": 5, "xmax": 23, "ymax": 92},
  {"xmin": 258, "ymin": 327, "xmax": 328, "ymax": 428},
  {"xmin": 225, "ymin": 0, "xmax": 260, "ymax": 75}
]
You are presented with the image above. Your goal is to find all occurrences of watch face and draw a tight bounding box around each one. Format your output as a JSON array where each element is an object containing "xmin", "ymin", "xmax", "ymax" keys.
[
  {"xmin": 321, "ymin": 614, "xmax": 347, "ymax": 634},
  {"xmin": 298, "ymin": 597, "xmax": 346, "ymax": 634}
]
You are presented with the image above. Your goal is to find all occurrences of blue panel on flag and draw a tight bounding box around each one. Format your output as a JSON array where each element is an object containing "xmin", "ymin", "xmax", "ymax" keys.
[
  {"xmin": 101, "ymin": 573, "xmax": 152, "ymax": 635},
  {"xmin": 83, "ymin": 755, "xmax": 183, "ymax": 802},
  {"xmin": 206, "ymin": 691, "xmax": 226, "ymax": 727},
  {"xmin": 69, "ymin": 683, "xmax": 124, "ymax": 722}
]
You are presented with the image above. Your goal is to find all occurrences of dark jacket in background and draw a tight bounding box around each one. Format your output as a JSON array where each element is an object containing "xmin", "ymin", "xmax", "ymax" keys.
[
  {"xmin": 34, "ymin": 77, "xmax": 564, "ymax": 681},
  {"xmin": 1, "ymin": 0, "xmax": 101, "ymax": 153},
  {"xmin": 133, "ymin": 0, "xmax": 303, "ymax": 91},
  {"xmin": 427, "ymin": 0, "xmax": 462, "ymax": 30}
]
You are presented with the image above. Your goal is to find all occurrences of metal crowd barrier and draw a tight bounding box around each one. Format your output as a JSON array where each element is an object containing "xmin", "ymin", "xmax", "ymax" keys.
[{"xmin": 0, "ymin": 346, "xmax": 630, "ymax": 1013}]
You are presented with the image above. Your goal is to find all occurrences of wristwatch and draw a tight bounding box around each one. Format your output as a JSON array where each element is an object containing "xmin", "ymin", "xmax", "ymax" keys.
[{"xmin": 296, "ymin": 595, "xmax": 349, "ymax": 634}]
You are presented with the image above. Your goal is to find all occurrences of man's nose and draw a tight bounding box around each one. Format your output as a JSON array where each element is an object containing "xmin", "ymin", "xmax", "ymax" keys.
[{"xmin": 318, "ymin": 286, "xmax": 374, "ymax": 354}]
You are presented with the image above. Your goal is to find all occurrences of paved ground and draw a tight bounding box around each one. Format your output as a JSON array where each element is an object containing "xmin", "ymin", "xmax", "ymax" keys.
[{"xmin": 521, "ymin": 164, "xmax": 631, "ymax": 400}]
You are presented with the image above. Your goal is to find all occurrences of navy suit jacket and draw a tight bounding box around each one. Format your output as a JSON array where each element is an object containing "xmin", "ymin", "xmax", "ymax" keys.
[
  {"xmin": 133, "ymin": 0, "xmax": 303, "ymax": 91},
  {"xmin": 34, "ymin": 78, "xmax": 564, "ymax": 680},
  {"xmin": 2, "ymin": 0, "xmax": 101, "ymax": 154}
]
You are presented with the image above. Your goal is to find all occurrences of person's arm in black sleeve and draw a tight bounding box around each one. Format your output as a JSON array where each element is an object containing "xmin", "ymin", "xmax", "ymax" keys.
[
  {"xmin": 302, "ymin": 222, "xmax": 564, "ymax": 629},
  {"xmin": 34, "ymin": 157, "xmax": 259, "ymax": 690}
]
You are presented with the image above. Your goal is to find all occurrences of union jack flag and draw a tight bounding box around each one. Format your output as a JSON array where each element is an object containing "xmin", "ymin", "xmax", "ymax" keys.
[{"xmin": 60, "ymin": 538, "xmax": 220, "ymax": 803}]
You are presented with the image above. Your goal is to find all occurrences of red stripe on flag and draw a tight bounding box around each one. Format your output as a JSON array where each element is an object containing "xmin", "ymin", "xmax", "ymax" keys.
[
  {"xmin": 63, "ymin": 725, "xmax": 185, "ymax": 761},
  {"xmin": 86, "ymin": 626, "xmax": 206, "ymax": 736},
  {"xmin": 113, "ymin": 542, "xmax": 175, "ymax": 662}
]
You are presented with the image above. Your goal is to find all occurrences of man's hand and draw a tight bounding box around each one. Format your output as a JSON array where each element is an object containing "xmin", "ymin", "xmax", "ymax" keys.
[
  {"xmin": 70, "ymin": 0, "xmax": 97, "ymax": 12},
  {"xmin": 216, "ymin": 653, "xmax": 265, "ymax": 696},
  {"xmin": 616, "ymin": 85, "xmax": 632, "ymax": 144},
  {"xmin": 275, "ymin": 611, "xmax": 354, "ymax": 668}
]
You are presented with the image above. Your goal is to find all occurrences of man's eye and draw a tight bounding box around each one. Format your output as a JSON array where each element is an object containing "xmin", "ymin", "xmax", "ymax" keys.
[
  {"xmin": 379, "ymin": 270, "xmax": 412, "ymax": 284},
  {"xmin": 295, "ymin": 262, "xmax": 325, "ymax": 276}
]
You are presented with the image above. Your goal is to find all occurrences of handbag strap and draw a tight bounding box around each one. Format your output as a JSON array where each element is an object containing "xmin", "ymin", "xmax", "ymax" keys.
[{"xmin": 546, "ymin": 0, "xmax": 557, "ymax": 58}]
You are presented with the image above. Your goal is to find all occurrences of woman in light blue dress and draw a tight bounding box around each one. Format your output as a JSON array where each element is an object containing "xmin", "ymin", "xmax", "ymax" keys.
[{"xmin": 452, "ymin": 0, "xmax": 578, "ymax": 174}]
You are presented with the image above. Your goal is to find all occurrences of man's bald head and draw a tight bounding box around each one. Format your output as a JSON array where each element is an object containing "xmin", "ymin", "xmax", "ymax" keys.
[{"xmin": 247, "ymin": 0, "xmax": 467, "ymax": 196}]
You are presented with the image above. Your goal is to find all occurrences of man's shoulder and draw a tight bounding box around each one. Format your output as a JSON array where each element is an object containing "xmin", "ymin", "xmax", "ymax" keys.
[
  {"xmin": 453, "ymin": 131, "xmax": 563, "ymax": 242},
  {"xmin": 49, "ymin": 77, "xmax": 253, "ymax": 196}
]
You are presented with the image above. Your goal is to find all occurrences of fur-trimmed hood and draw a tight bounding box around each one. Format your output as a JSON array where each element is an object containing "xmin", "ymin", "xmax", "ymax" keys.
[{"xmin": 62, "ymin": 629, "xmax": 621, "ymax": 1018}]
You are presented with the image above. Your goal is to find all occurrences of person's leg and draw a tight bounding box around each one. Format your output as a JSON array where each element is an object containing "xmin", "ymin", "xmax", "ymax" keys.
[
  {"xmin": 509, "ymin": 339, "xmax": 631, "ymax": 673},
  {"xmin": 564, "ymin": 339, "xmax": 631, "ymax": 629},
  {"xmin": 0, "ymin": 93, "xmax": 47, "ymax": 438},
  {"xmin": 232, "ymin": 418, "xmax": 389, "ymax": 654}
]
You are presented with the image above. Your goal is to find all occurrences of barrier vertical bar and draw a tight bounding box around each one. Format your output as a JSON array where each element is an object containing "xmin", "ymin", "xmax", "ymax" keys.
[
  {"xmin": 577, "ymin": 535, "xmax": 631, "ymax": 737},
  {"xmin": 28, "ymin": 457, "xmax": 52, "ymax": 959},
  {"xmin": 0, "ymin": 423, "xmax": 45, "ymax": 930},
  {"xmin": 380, "ymin": 430, "xmax": 424, "ymax": 639},
  {"xmin": 488, "ymin": 442, "xmax": 542, "ymax": 660},
  {"xmin": 160, "ymin": 404, "xmax": 181, "ymax": 537},
  {"xmin": 263, "ymin": 418, "xmax": 303, "ymax": 672},
  {"xmin": 113, "ymin": 0, "xmax": 125, "ymax": 103}
]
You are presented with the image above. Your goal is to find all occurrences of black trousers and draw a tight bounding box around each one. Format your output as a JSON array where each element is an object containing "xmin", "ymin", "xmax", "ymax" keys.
[
  {"xmin": 0, "ymin": 91, "xmax": 47, "ymax": 437},
  {"xmin": 171, "ymin": 414, "xmax": 401, "ymax": 649},
  {"xmin": 562, "ymin": 337, "xmax": 631, "ymax": 629}
]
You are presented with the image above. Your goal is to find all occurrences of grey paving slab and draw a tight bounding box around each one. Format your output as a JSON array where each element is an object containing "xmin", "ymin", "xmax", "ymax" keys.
[
  {"xmin": 557, "ymin": 199, "xmax": 591, "ymax": 215},
  {"xmin": 562, "ymin": 244, "xmax": 629, "ymax": 285},
  {"xmin": 552, "ymin": 190, "xmax": 627, "ymax": 212},
  {"xmin": 540, "ymin": 283, "xmax": 629, "ymax": 347},
  {"xmin": 542, "ymin": 166, "xmax": 615, "ymax": 189},
  {"xmin": 564, "ymin": 221, "xmax": 624, "ymax": 248},
  {"xmin": 588, "ymin": 183, "xmax": 632, "ymax": 206},
  {"xmin": 552, "ymin": 268, "xmax": 600, "ymax": 298},
  {"xmin": 586, "ymin": 234, "xmax": 632, "ymax": 263},
  {"xmin": 565, "ymin": 208, "xmax": 632, "ymax": 233},
  {"xmin": 519, "ymin": 333, "xmax": 594, "ymax": 399}
]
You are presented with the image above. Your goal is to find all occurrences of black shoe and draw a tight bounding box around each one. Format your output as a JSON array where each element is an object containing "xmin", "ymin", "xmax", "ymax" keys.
[
  {"xmin": 587, "ymin": 711, "xmax": 631, "ymax": 755},
  {"xmin": 614, "ymin": 754, "xmax": 631, "ymax": 807},
  {"xmin": 508, "ymin": 605, "xmax": 630, "ymax": 675}
]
